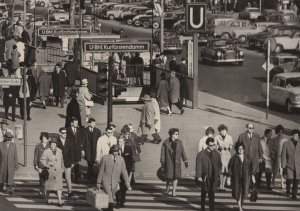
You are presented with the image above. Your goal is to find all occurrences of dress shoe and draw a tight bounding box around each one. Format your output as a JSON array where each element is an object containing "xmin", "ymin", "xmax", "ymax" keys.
[
  {"xmin": 12, "ymin": 118, "xmax": 15, "ymax": 122},
  {"xmin": 115, "ymin": 204, "xmax": 120, "ymax": 209},
  {"xmin": 27, "ymin": 117, "xmax": 32, "ymax": 121},
  {"xmin": 292, "ymin": 195, "xmax": 297, "ymax": 200},
  {"xmin": 180, "ymin": 109, "xmax": 185, "ymax": 115},
  {"xmin": 120, "ymin": 204, "xmax": 125, "ymax": 208}
]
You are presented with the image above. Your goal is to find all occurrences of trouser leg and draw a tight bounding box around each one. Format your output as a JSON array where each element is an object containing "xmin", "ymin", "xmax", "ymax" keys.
[
  {"xmin": 26, "ymin": 99, "xmax": 31, "ymax": 118},
  {"xmin": 152, "ymin": 132, "xmax": 162, "ymax": 143},
  {"xmin": 208, "ymin": 191, "xmax": 215, "ymax": 211},
  {"xmin": 74, "ymin": 163, "xmax": 80, "ymax": 180},
  {"xmin": 120, "ymin": 179, "xmax": 127, "ymax": 205},
  {"xmin": 286, "ymin": 179, "xmax": 291, "ymax": 195},
  {"xmin": 19, "ymin": 98, "xmax": 24, "ymax": 118},
  {"xmin": 266, "ymin": 172, "xmax": 272, "ymax": 189},
  {"xmin": 4, "ymin": 105, "xmax": 9, "ymax": 118},
  {"xmin": 11, "ymin": 105, "xmax": 15, "ymax": 120},
  {"xmin": 65, "ymin": 167, "xmax": 72, "ymax": 193},
  {"xmin": 256, "ymin": 172, "xmax": 262, "ymax": 188},
  {"xmin": 140, "ymin": 134, "xmax": 147, "ymax": 144},
  {"xmin": 55, "ymin": 96, "xmax": 59, "ymax": 106},
  {"xmin": 87, "ymin": 161, "xmax": 94, "ymax": 179},
  {"xmin": 201, "ymin": 188, "xmax": 207, "ymax": 210}
]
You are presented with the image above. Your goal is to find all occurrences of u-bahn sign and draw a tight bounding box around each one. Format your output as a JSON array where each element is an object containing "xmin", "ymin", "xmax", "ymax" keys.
[
  {"xmin": 84, "ymin": 42, "xmax": 150, "ymax": 52},
  {"xmin": 38, "ymin": 28, "xmax": 92, "ymax": 36},
  {"xmin": 186, "ymin": 3, "xmax": 206, "ymax": 33}
]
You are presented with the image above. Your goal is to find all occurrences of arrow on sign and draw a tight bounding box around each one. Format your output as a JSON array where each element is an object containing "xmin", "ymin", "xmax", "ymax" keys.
[{"xmin": 262, "ymin": 62, "xmax": 274, "ymax": 71}]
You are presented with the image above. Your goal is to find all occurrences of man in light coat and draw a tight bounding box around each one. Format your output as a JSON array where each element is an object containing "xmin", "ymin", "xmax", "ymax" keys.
[
  {"xmin": 95, "ymin": 127, "xmax": 117, "ymax": 164},
  {"xmin": 139, "ymin": 94, "xmax": 161, "ymax": 144},
  {"xmin": 97, "ymin": 145, "xmax": 131, "ymax": 211},
  {"xmin": 281, "ymin": 129, "xmax": 300, "ymax": 200}
]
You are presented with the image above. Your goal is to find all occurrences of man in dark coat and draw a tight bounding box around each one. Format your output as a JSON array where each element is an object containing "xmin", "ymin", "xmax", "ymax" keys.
[
  {"xmin": 83, "ymin": 118, "xmax": 101, "ymax": 181},
  {"xmin": 177, "ymin": 58, "xmax": 188, "ymax": 102},
  {"xmin": 64, "ymin": 56, "xmax": 79, "ymax": 97},
  {"xmin": 56, "ymin": 127, "xmax": 78, "ymax": 199},
  {"xmin": 66, "ymin": 117, "xmax": 84, "ymax": 183},
  {"xmin": 131, "ymin": 52, "xmax": 144, "ymax": 85},
  {"xmin": 169, "ymin": 56, "xmax": 178, "ymax": 72},
  {"xmin": 52, "ymin": 62, "xmax": 67, "ymax": 108},
  {"xmin": 237, "ymin": 123, "xmax": 263, "ymax": 184},
  {"xmin": 196, "ymin": 137, "xmax": 222, "ymax": 211},
  {"xmin": 65, "ymin": 89, "xmax": 82, "ymax": 128}
]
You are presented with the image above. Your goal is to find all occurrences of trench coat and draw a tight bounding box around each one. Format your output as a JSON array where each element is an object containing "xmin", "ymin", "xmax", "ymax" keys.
[
  {"xmin": 76, "ymin": 94, "xmax": 87, "ymax": 127},
  {"xmin": 270, "ymin": 135, "xmax": 288, "ymax": 177},
  {"xmin": 52, "ymin": 70, "xmax": 67, "ymax": 97},
  {"xmin": 151, "ymin": 98, "xmax": 161, "ymax": 132},
  {"xmin": 169, "ymin": 76, "xmax": 180, "ymax": 104},
  {"xmin": 65, "ymin": 98, "xmax": 82, "ymax": 128},
  {"xmin": 66, "ymin": 127, "xmax": 84, "ymax": 163},
  {"xmin": 40, "ymin": 148, "xmax": 64, "ymax": 191},
  {"xmin": 140, "ymin": 101, "xmax": 155, "ymax": 135},
  {"xmin": 160, "ymin": 138, "xmax": 188, "ymax": 181},
  {"xmin": 157, "ymin": 79, "xmax": 169, "ymax": 108},
  {"xmin": 195, "ymin": 149, "xmax": 222, "ymax": 192},
  {"xmin": 281, "ymin": 139, "xmax": 300, "ymax": 179},
  {"xmin": 38, "ymin": 72, "xmax": 52, "ymax": 101},
  {"xmin": 83, "ymin": 127, "xmax": 101, "ymax": 162},
  {"xmin": 228, "ymin": 154, "xmax": 253, "ymax": 200},
  {"xmin": 237, "ymin": 132, "xmax": 263, "ymax": 174},
  {"xmin": 97, "ymin": 154, "xmax": 129, "ymax": 203},
  {"xmin": 0, "ymin": 142, "xmax": 18, "ymax": 185}
]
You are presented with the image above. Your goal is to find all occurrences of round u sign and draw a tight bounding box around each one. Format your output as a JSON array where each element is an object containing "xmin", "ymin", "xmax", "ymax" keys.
[{"xmin": 186, "ymin": 3, "xmax": 206, "ymax": 33}]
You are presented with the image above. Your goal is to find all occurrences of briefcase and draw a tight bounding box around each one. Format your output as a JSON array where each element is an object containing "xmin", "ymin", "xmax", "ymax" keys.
[{"xmin": 86, "ymin": 188, "xmax": 109, "ymax": 210}]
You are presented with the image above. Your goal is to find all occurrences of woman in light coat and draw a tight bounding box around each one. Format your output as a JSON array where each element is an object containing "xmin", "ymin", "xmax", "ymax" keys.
[
  {"xmin": 150, "ymin": 91, "xmax": 161, "ymax": 133},
  {"xmin": 77, "ymin": 78, "xmax": 92, "ymax": 125},
  {"xmin": 38, "ymin": 70, "xmax": 52, "ymax": 109},
  {"xmin": 40, "ymin": 138, "xmax": 64, "ymax": 206},
  {"xmin": 157, "ymin": 72, "xmax": 171, "ymax": 115}
]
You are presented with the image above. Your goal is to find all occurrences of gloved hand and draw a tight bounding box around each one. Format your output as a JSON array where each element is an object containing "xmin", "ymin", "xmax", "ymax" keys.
[{"xmin": 184, "ymin": 161, "xmax": 188, "ymax": 168}]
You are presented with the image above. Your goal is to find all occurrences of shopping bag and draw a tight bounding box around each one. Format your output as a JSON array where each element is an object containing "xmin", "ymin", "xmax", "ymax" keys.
[
  {"xmin": 86, "ymin": 187, "xmax": 109, "ymax": 210},
  {"xmin": 84, "ymin": 99, "xmax": 94, "ymax": 107}
]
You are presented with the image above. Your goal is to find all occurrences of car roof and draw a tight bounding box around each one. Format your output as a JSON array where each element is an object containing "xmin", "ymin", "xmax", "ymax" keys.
[{"xmin": 276, "ymin": 72, "xmax": 300, "ymax": 78}]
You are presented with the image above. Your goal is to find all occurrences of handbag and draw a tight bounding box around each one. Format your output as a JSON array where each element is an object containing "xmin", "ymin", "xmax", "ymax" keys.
[
  {"xmin": 132, "ymin": 153, "xmax": 141, "ymax": 162},
  {"xmin": 40, "ymin": 167, "xmax": 49, "ymax": 180},
  {"xmin": 86, "ymin": 187, "xmax": 109, "ymax": 209},
  {"xmin": 157, "ymin": 167, "xmax": 166, "ymax": 182},
  {"xmin": 84, "ymin": 99, "xmax": 94, "ymax": 107}
]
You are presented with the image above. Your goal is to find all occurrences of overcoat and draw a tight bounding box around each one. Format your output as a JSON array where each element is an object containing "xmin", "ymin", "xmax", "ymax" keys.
[
  {"xmin": 160, "ymin": 138, "xmax": 188, "ymax": 181},
  {"xmin": 97, "ymin": 154, "xmax": 129, "ymax": 203},
  {"xmin": 57, "ymin": 137, "xmax": 75, "ymax": 169},
  {"xmin": 195, "ymin": 149, "xmax": 222, "ymax": 192},
  {"xmin": 76, "ymin": 94, "xmax": 87, "ymax": 127},
  {"xmin": 66, "ymin": 127, "xmax": 84, "ymax": 162},
  {"xmin": 65, "ymin": 98, "xmax": 82, "ymax": 128},
  {"xmin": 157, "ymin": 79, "xmax": 169, "ymax": 108},
  {"xmin": 270, "ymin": 135, "xmax": 288, "ymax": 177},
  {"xmin": 33, "ymin": 143, "xmax": 49, "ymax": 168},
  {"xmin": 228, "ymin": 154, "xmax": 253, "ymax": 200},
  {"xmin": 169, "ymin": 77, "xmax": 180, "ymax": 104},
  {"xmin": 0, "ymin": 142, "xmax": 18, "ymax": 185},
  {"xmin": 38, "ymin": 72, "xmax": 52, "ymax": 101},
  {"xmin": 120, "ymin": 141, "xmax": 134, "ymax": 173},
  {"xmin": 83, "ymin": 127, "xmax": 101, "ymax": 162},
  {"xmin": 237, "ymin": 132, "xmax": 263, "ymax": 174},
  {"xmin": 52, "ymin": 70, "xmax": 67, "ymax": 97},
  {"xmin": 40, "ymin": 148, "xmax": 64, "ymax": 191},
  {"xmin": 281, "ymin": 139, "xmax": 300, "ymax": 179},
  {"xmin": 140, "ymin": 101, "xmax": 155, "ymax": 135}
]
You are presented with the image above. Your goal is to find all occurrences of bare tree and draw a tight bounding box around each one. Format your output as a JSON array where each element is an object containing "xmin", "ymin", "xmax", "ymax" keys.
[{"xmin": 69, "ymin": 0, "xmax": 76, "ymax": 51}]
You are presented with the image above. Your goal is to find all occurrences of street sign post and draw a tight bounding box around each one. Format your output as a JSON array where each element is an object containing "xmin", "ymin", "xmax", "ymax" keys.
[
  {"xmin": 266, "ymin": 40, "xmax": 271, "ymax": 119},
  {"xmin": 186, "ymin": 2, "xmax": 206, "ymax": 109}
]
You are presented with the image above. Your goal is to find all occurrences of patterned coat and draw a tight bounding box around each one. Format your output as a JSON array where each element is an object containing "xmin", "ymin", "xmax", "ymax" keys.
[
  {"xmin": 160, "ymin": 138, "xmax": 187, "ymax": 181},
  {"xmin": 140, "ymin": 101, "xmax": 155, "ymax": 135},
  {"xmin": 0, "ymin": 142, "xmax": 18, "ymax": 185},
  {"xmin": 157, "ymin": 79, "xmax": 169, "ymax": 108},
  {"xmin": 281, "ymin": 139, "xmax": 300, "ymax": 179},
  {"xmin": 97, "ymin": 154, "xmax": 129, "ymax": 203},
  {"xmin": 40, "ymin": 148, "xmax": 64, "ymax": 191},
  {"xmin": 169, "ymin": 76, "xmax": 180, "ymax": 104}
]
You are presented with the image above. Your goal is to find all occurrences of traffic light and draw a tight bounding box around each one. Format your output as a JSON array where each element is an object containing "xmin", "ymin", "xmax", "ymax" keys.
[
  {"xmin": 114, "ymin": 85, "xmax": 127, "ymax": 98},
  {"xmin": 98, "ymin": 66, "xmax": 108, "ymax": 97}
]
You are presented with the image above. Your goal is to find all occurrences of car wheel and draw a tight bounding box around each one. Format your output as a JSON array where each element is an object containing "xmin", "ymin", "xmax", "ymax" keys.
[
  {"xmin": 275, "ymin": 44, "xmax": 283, "ymax": 53},
  {"xmin": 221, "ymin": 32, "xmax": 231, "ymax": 39},
  {"xmin": 134, "ymin": 20, "xmax": 140, "ymax": 26},
  {"xmin": 238, "ymin": 35, "xmax": 247, "ymax": 44},
  {"xmin": 285, "ymin": 99, "xmax": 293, "ymax": 113},
  {"xmin": 40, "ymin": 1, "xmax": 45, "ymax": 7},
  {"xmin": 127, "ymin": 19, "xmax": 133, "ymax": 25},
  {"xmin": 108, "ymin": 15, "xmax": 114, "ymax": 20},
  {"xmin": 153, "ymin": 22, "xmax": 160, "ymax": 29},
  {"xmin": 143, "ymin": 21, "xmax": 150, "ymax": 28}
]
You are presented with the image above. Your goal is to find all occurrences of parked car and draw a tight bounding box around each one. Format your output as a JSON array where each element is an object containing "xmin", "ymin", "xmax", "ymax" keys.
[
  {"xmin": 122, "ymin": 7, "xmax": 149, "ymax": 25},
  {"xmin": 261, "ymin": 72, "xmax": 300, "ymax": 113},
  {"xmin": 206, "ymin": 17, "xmax": 236, "ymax": 34},
  {"xmin": 276, "ymin": 12, "xmax": 300, "ymax": 26},
  {"xmin": 142, "ymin": 11, "xmax": 184, "ymax": 29},
  {"xmin": 199, "ymin": 39, "xmax": 244, "ymax": 65},
  {"xmin": 120, "ymin": 6, "xmax": 147, "ymax": 19},
  {"xmin": 94, "ymin": 2, "xmax": 117, "ymax": 17},
  {"xmin": 153, "ymin": 30, "xmax": 183, "ymax": 53},
  {"xmin": 257, "ymin": 9, "xmax": 279, "ymax": 22},
  {"xmin": 269, "ymin": 53, "xmax": 300, "ymax": 81},
  {"xmin": 232, "ymin": 22, "xmax": 280, "ymax": 43},
  {"xmin": 133, "ymin": 10, "xmax": 159, "ymax": 27},
  {"xmin": 213, "ymin": 19, "xmax": 251, "ymax": 38},
  {"xmin": 248, "ymin": 25, "xmax": 300, "ymax": 49},
  {"xmin": 266, "ymin": 30, "xmax": 300, "ymax": 53},
  {"xmin": 104, "ymin": 4, "xmax": 135, "ymax": 20},
  {"xmin": 50, "ymin": 9, "xmax": 69, "ymax": 23},
  {"xmin": 0, "ymin": 3, "xmax": 8, "ymax": 19},
  {"xmin": 239, "ymin": 7, "xmax": 262, "ymax": 21}
]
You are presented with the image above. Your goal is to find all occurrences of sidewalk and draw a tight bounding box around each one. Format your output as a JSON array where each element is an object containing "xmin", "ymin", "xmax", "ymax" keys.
[{"xmin": 14, "ymin": 91, "xmax": 299, "ymax": 180}]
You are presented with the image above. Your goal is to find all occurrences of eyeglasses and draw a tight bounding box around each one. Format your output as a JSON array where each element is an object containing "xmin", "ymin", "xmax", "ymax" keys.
[
  {"xmin": 248, "ymin": 127, "xmax": 254, "ymax": 129},
  {"xmin": 107, "ymin": 132, "xmax": 113, "ymax": 134},
  {"xmin": 209, "ymin": 144, "xmax": 215, "ymax": 147},
  {"xmin": 61, "ymin": 132, "xmax": 66, "ymax": 134},
  {"xmin": 174, "ymin": 133, "xmax": 179, "ymax": 135}
]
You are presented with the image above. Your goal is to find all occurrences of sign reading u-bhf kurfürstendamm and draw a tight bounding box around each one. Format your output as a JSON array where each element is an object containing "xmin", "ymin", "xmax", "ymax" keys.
[
  {"xmin": 84, "ymin": 42, "xmax": 150, "ymax": 52},
  {"xmin": 38, "ymin": 28, "xmax": 91, "ymax": 36},
  {"xmin": 0, "ymin": 78, "xmax": 22, "ymax": 86}
]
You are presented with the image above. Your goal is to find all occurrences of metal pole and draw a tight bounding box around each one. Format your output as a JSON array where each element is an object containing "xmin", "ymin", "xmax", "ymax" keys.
[
  {"xmin": 107, "ymin": 58, "xmax": 113, "ymax": 126},
  {"xmin": 151, "ymin": 0, "xmax": 154, "ymax": 53},
  {"xmin": 23, "ymin": 67, "xmax": 27, "ymax": 167},
  {"xmin": 266, "ymin": 40, "xmax": 270, "ymax": 119},
  {"xmin": 160, "ymin": 0, "xmax": 164, "ymax": 53},
  {"xmin": 192, "ymin": 33, "xmax": 198, "ymax": 109},
  {"xmin": 47, "ymin": 3, "xmax": 49, "ymax": 26},
  {"xmin": 260, "ymin": 0, "xmax": 262, "ymax": 12},
  {"xmin": 24, "ymin": 0, "xmax": 26, "ymax": 22}
]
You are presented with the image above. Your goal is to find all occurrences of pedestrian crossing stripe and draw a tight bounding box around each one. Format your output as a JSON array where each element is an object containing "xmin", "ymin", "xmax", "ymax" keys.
[{"xmin": 0, "ymin": 180, "xmax": 299, "ymax": 211}]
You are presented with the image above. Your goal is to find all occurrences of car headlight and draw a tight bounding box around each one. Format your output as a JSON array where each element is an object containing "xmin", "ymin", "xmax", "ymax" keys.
[
  {"xmin": 217, "ymin": 51, "xmax": 222, "ymax": 57},
  {"xmin": 239, "ymin": 51, "xmax": 244, "ymax": 56},
  {"xmin": 294, "ymin": 95, "xmax": 300, "ymax": 102}
]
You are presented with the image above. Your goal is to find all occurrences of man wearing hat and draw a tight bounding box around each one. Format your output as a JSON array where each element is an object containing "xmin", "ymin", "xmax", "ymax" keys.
[
  {"xmin": 0, "ymin": 132, "xmax": 18, "ymax": 195},
  {"xmin": 52, "ymin": 62, "xmax": 67, "ymax": 108},
  {"xmin": 139, "ymin": 94, "xmax": 161, "ymax": 144},
  {"xmin": 0, "ymin": 119, "xmax": 14, "ymax": 142}
]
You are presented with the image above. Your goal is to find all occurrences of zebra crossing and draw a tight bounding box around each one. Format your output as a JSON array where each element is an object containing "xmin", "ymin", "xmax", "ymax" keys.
[{"xmin": 0, "ymin": 179, "xmax": 299, "ymax": 211}]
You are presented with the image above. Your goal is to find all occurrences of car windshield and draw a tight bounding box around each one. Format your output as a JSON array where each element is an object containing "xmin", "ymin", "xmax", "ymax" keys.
[
  {"xmin": 0, "ymin": 6, "xmax": 6, "ymax": 10},
  {"xmin": 286, "ymin": 77, "xmax": 300, "ymax": 87},
  {"xmin": 283, "ymin": 14, "xmax": 296, "ymax": 21},
  {"xmin": 213, "ymin": 40, "xmax": 233, "ymax": 48},
  {"xmin": 279, "ymin": 57, "xmax": 297, "ymax": 64}
]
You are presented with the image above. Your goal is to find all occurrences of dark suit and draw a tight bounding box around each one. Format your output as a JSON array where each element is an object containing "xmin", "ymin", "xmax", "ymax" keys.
[
  {"xmin": 57, "ymin": 137, "xmax": 75, "ymax": 168},
  {"xmin": 2, "ymin": 85, "xmax": 18, "ymax": 120},
  {"xmin": 66, "ymin": 126, "xmax": 83, "ymax": 179},
  {"xmin": 116, "ymin": 142, "xmax": 133, "ymax": 207},
  {"xmin": 83, "ymin": 126, "xmax": 101, "ymax": 178}
]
